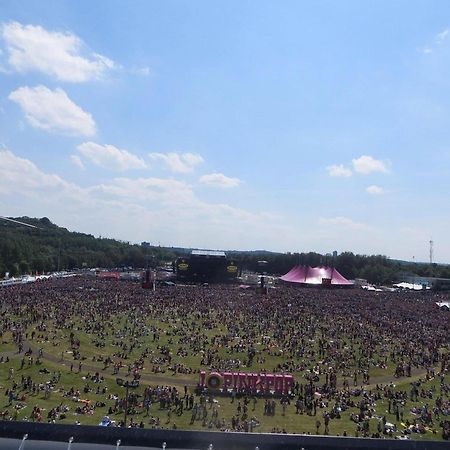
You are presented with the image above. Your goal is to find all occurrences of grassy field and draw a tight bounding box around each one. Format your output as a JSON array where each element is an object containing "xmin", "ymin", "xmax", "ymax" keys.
[
  {"xmin": 0, "ymin": 281, "xmax": 448, "ymax": 442},
  {"xmin": 0, "ymin": 352, "xmax": 445, "ymax": 441}
]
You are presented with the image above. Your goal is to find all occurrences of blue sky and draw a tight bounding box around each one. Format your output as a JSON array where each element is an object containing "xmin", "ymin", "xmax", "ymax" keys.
[{"xmin": 1, "ymin": 1, "xmax": 449, "ymax": 262}]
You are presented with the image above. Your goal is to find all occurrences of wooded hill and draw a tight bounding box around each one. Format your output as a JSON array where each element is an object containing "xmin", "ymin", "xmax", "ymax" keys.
[
  {"xmin": 1, "ymin": 216, "xmax": 449, "ymax": 284},
  {"xmin": 0, "ymin": 217, "xmax": 174, "ymax": 277}
]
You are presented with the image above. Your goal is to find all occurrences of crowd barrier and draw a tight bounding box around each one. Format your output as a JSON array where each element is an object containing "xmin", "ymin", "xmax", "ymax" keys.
[{"xmin": 0, "ymin": 421, "xmax": 448, "ymax": 450}]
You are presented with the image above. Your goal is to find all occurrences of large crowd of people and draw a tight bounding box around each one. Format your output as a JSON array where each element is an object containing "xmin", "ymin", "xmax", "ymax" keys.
[{"xmin": 0, "ymin": 277, "xmax": 449, "ymax": 439}]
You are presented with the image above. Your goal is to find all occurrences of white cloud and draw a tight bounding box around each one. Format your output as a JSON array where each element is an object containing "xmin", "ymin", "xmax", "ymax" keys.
[
  {"xmin": 352, "ymin": 155, "xmax": 390, "ymax": 174},
  {"xmin": 436, "ymin": 29, "xmax": 449, "ymax": 44},
  {"xmin": 131, "ymin": 66, "xmax": 152, "ymax": 76},
  {"xmin": 0, "ymin": 149, "xmax": 292, "ymax": 250},
  {"xmin": 199, "ymin": 172, "xmax": 241, "ymax": 188},
  {"xmin": 418, "ymin": 29, "xmax": 450, "ymax": 55},
  {"xmin": 366, "ymin": 185, "xmax": 384, "ymax": 195},
  {"xmin": 0, "ymin": 47, "xmax": 8, "ymax": 73},
  {"xmin": 0, "ymin": 149, "xmax": 65, "ymax": 193},
  {"xmin": 70, "ymin": 154, "xmax": 85, "ymax": 169},
  {"xmin": 9, "ymin": 85, "xmax": 96, "ymax": 136},
  {"xmin": 319, "ymin": 216, "xmax": 371, "ymax": 231},
  {"xmin": 77, "ymin": 142, "xmax": 147, "ymax": 171},
  {"xmin": 0, "ymin": 149, "xmax": 89, "ymax": 206},
  {"xmin": 149, "ymin": 152, "xmax": 204, "ymax": 173},
  {"xmin": 1, "ymin": 21, "xmax": 115, "ymax": 82},
  {"xmin": 326, "ymin": 164, "xmax": 352, "ymax": 177},
  {"xmin": 91, "ymin": 177, "xmax": 195, "ymax": 206}
]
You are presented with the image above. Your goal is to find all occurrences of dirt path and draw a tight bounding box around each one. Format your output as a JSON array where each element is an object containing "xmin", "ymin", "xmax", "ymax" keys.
[
  {"xmin": 2, "ymin": 342, "xmax": 433, "ymax": 391},
  {"xmin": 2, "ymin": 342, "xmax": 196, "ymax": 387}
]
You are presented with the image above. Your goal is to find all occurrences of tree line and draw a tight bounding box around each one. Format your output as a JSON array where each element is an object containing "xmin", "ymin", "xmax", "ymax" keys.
[
  {"xmin": 227, "ymin": 251, "xmax": 450, "ymax": 285},
  {"xmin": 1, "ymin": 217, "xmax": 449, "ymax": 284},
  {"xmin": 0, "ymin": 217, "xmax": 174, "ymax": 277}
]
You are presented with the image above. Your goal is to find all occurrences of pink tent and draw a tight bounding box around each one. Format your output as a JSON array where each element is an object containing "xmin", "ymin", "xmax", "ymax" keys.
[{"xmin": 280, "ymin": 265, "xmax": 353, "ymax": 286}]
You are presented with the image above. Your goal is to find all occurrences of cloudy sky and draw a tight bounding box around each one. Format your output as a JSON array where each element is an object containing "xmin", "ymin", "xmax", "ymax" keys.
[{"xmin": 1, "ymin": 1, "xmax": 450, "ymax": 262}]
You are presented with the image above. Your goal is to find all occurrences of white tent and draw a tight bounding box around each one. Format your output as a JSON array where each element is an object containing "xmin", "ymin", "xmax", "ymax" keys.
[
  {"xmin": 436, "ymin": 302, "xmax": 450, "ymax": 310},
  {"xmin": 393, "ymin": 282, "xmax": 429, "ymax": 291}
]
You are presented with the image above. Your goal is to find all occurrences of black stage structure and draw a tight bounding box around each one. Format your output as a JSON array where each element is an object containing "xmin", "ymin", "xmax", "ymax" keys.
[
  {"xmin": 0, "ymin": 422, "xmax": 447, "ymax": 450},
  {"xmin": 175, "ymin": 250, "xmax": 238, "ymax": 283}
]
